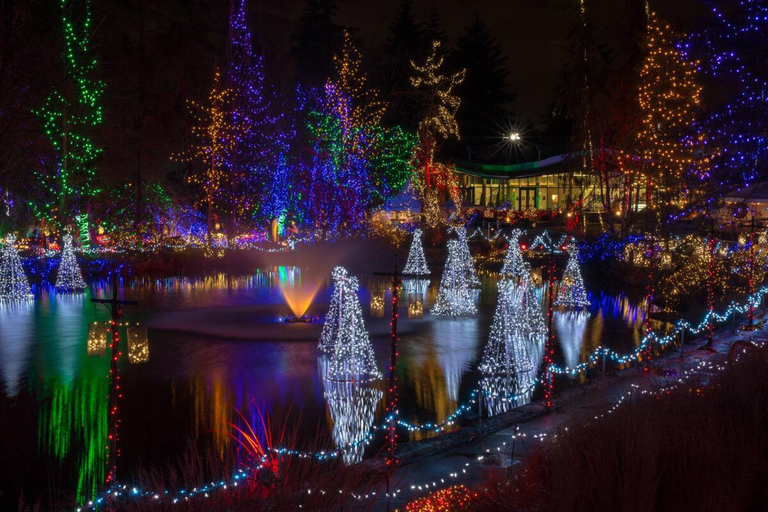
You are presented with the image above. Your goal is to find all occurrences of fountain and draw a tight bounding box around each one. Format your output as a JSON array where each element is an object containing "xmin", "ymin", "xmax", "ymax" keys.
[{"xmin": 277, "ymin": 266, "xmax": 321, "ymax": 323}]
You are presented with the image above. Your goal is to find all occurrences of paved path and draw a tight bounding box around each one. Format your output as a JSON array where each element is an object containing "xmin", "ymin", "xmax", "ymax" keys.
[{"xmin": 367, "ymin": 314, "xmax": 768, "ymax": 510}]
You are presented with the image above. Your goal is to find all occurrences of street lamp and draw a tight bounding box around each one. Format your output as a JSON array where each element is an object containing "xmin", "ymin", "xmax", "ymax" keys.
[{"xmin": 509, "ymin": 132, "xmax": 521, "ymax": 142}]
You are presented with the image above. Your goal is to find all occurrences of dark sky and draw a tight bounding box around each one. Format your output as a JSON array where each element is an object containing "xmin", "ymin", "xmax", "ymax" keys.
[{"xmin": 330, "ymin": 0, "xmax": 708, "ymax": 118}]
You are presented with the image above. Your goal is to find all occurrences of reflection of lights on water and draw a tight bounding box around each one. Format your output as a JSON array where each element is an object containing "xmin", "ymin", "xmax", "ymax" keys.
[
  {"xmin": 320, "ymin": 358, "xmax": 382, "ymax": 465},
  {"xmin": 0, "ymin": 300, "xmax": 34, "ymax": 397},
  {"xmin": 554, "ymin": 311, "xmax": 589, "ymax": 370},
  {"xmin": 480, "ymin": 371, "xmax": 536, "ymax": 417}
]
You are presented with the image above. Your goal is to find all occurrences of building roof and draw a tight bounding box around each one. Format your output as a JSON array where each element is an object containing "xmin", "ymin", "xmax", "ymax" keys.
[
  {"xmin": 722, "ymin": 182, "xmax": 768, "ymax": 204},
  {"xmin": 454, "ymin": 154, "xmax": 571, "ymax": 179}
]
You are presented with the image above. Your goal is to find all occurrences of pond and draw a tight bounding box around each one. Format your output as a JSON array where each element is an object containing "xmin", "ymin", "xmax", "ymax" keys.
[{"xmin": 0, "ymin": 266, "xmax": 648, "ymax": 508}]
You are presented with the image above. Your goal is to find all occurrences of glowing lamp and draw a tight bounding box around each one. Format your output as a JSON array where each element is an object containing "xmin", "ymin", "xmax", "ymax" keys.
[
  {"xmin": 87, "ymin": 322, "xmax": 108, "ymax": 356},
  {"xmin": 370, "ymin": 288, "xmax": 385, "ymax": 318},
  {"xmin": 408, "ymin": 292, "xmax": 424, "ymax": 319},
  {"xmin": 127, "ymin": 325, "xmax": 149, "ymax": 363}
]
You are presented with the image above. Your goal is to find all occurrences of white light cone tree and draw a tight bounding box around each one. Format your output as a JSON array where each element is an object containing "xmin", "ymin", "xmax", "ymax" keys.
[
  {"xmin": 500, "ymin": 229, "xmax": 526, "ymax": 279},
  {"xmin": 454, "ymin": 227, "xmax": 480, "ymax": 287},
  {"xmin": 0, "ymin": 234, "xmax": 32, "ymax": 300},
  {"xmin": 555, "ymin": 243, "xmax": 591, "ymax": 308},
  {"xmin": 432, "ymin": 239, "xmax": 477, "ymax": 316},
  {"xmin": 55, "ymin": 234, "xmax": 87, "ymax": 290},
  {"xmin": 404, "ymin": 228, "xmax": 430, "ymax": 275},
  {"xmin": 322, "ymin": 267, "xmax": 381, "ymax": 381},
  {"xmin": 480, "ymin": 277, "xmax": 539, "ymax": 376}
]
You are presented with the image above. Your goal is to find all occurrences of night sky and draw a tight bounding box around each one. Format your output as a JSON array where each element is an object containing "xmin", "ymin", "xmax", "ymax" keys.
[{"xmin": 337, "ymin": 0, "xmax": 708, "ymax": 118}]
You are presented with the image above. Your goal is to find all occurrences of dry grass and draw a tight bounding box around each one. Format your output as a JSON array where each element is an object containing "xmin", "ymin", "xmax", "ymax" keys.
[{"xmin": 471, "ymin": 346, "xmax": 768, "ymax": 512}]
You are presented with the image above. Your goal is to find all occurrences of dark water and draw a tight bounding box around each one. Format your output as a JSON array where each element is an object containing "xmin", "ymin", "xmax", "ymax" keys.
[{"xmin": 0, "ymin": 268, "xmax": 646, "ymax": 508}]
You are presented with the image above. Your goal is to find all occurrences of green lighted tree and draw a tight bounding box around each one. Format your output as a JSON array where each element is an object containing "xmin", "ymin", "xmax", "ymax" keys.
[{"xmin": 33, "ymin": 0, "xmax": 104, "ymax": 230}]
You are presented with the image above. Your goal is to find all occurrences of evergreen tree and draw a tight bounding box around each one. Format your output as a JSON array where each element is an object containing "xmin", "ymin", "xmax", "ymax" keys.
[
  {"xmin": 384, "ymin": 0, "xmax": 424, "ymax": 130},
  {"xmin": 226, "ymin": 0, "xmax": 291, "ymax": 231},
  {"xmin": 55, "ymin": 233, "xmax": 86, "ymax": 290},
  {"xmin": 291, "ymin": 0, "xmax": 341, "ymax": 88},
  {"xmin": 0, "ymin": 234, "xmax": 32, "ymax": 300},
  {"xmin": 432, "ymin": 239, "xmax": 476, "ymax": 316},
  {"xmin": 424, "ymin": 5, "xmax": 448, "ymax": 48},
  {"xmin": 453, "ymin": 14, "xmax": 513, "ymax": 160},
  {"xmin": 33, "ymin": 0, "xmax": 103, "ymax": 230}
]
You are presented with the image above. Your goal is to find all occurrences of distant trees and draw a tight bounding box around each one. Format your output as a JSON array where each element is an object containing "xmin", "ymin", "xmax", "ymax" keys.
[{"xmin": 453, "ymin": 14, "xmax": 514, "ymax": 161}]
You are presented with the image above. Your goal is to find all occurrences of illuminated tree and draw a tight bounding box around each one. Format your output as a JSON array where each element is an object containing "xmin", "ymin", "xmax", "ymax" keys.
[
  {"xmin": 403, "ymin": 228, "xmax": 429, "ymax": 275},
  {"xmin": 685, "ymin": 0, "xmax": 768, "ymax": 201},
  {"xmin": 226, "ymin": 0, "xmax": 291, "ymax": 230},
  {"xmin": 432, "ymin": 239, "xmax": 476, "ymax": 316},
  {"xmin": 633, "ymin": 11, "xmax": 707, "ymax": 207},
  {"xmin": 55, "ymin": 233, "xmax": 86, "ymax": 290},
  {"xmin": 500, "ymin": 229, "xmax": 526, "ymax": 279},
  {"xmin": 555, "ymin": 243, "xmax": 590, "ymax": 308},
  {"xmin": 33, "ymin": 0, "xmax": 103, "ymax": 230},
  {"xmin": 410, "ymin": 41, "xmax": 465, "ymax": 225},
  {"xmin": 0, "ymin": 234, "xmax": 32, "ymax": 300},
  {"xmin": 454, "ymin": 226, "xmax": 480, "ymax": 288},
  {"xmin": 306, "ymin": 32, "xmax": 416, "ymax": 235},
  {"xmin": 323, "ymin": 267, "xmax": 381, "ymax": 381},
  {"xmin": 479, "ymin": 277, "xmax": 538, "ymax": 376},
  {"xmin": 174, "ymin": 71, "xmax": 247, "ymax": 245}
]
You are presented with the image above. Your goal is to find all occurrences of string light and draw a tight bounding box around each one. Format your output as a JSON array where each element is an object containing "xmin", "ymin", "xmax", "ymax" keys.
[{"xmin": 32, "ymin": 0, "xmax": 103, "ymax": 227}]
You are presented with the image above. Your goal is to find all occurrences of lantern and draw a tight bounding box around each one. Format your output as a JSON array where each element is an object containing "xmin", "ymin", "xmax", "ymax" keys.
[
  {"xmin": 408, "ymin": 292, "xmax": 424, "ymax": 319},
  {"xmin": 87, "ymin": 322, "xmax": 108, "ymax": 356},
  {"xmin": 529, "ymin": 267, "xmax": 543, "ymax": 287},
  {"xmin": 370, "ymin": 287, "xmax": 385, "ymax": 318},
  {"xmin": 127, "ymin": 325, "xmax": 149, "ymax": 363}
]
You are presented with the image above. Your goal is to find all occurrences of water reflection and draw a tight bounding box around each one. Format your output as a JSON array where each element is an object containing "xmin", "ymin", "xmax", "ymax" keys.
[
  {"xmin": 0, "ymin": 300, "xmax": 34, "ymax": 396},
  {"xmin": 480, "ymin": 371, "xmax": 536, "ymax": 416},
  {"xmin": 320, "ymin": 357, "xmax": 383, "ymax": 465},
  {"xmin": 554, "ymin": 311, "xmax": 589, "ymax": 369}
]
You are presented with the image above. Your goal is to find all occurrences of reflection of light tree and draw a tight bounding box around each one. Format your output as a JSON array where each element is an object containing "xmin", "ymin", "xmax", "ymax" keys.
[
  {"xmin": 432, "ymin": 319, "xmax": 479, "ymax": 402},
  {"xmin": 480, "ymin": 372, "xmax": 536, "ymax": 417},
  {"xmin": 554, "ymin": 310, "xmax": 589, "ymax": 370},
  {"xmin": 322, "ymin": 373, "xmax": 383, "ymax": 465},
  {"xmin": 38, "ymin": 374, "xmax": 109, "ymax": 503},
  {"xmin": 0, "ymin": 301, "xmax": 33, "ymax": 396},
  {"xmin": 480, "ymin": 277, "xmax": 545, "ymax": 375}
]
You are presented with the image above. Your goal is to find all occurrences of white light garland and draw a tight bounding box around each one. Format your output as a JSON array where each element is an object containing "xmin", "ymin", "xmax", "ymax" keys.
[{"xmin": 454, "ymin": 227, "xmax": 480, "ymax": 288}]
